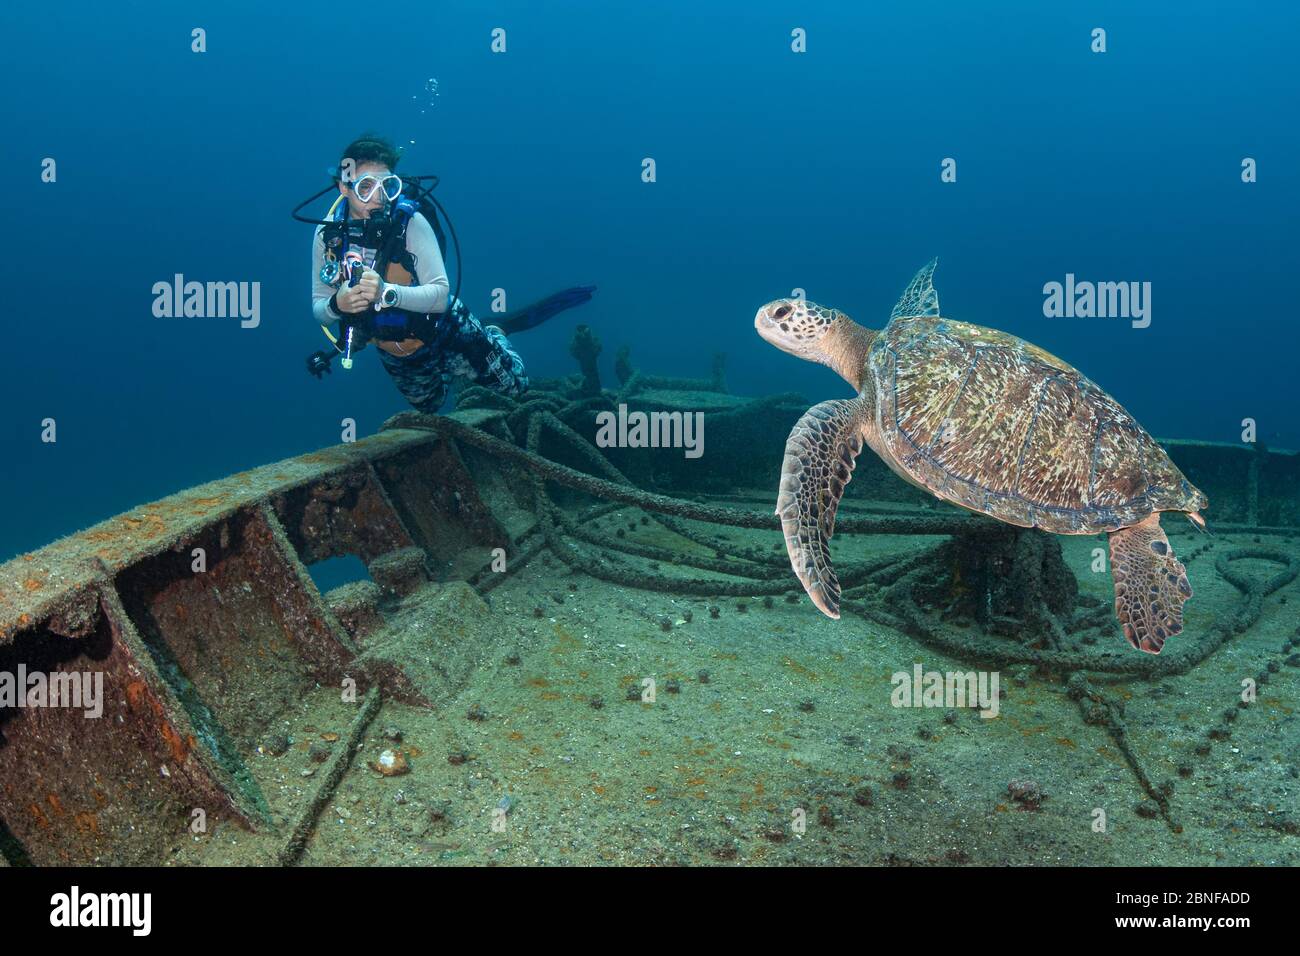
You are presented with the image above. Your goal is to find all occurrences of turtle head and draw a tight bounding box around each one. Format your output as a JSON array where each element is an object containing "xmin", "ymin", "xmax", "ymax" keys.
[
  {"xmin": 754, "ymin": 299, "xmax": 838, "ymax": 360},
  {"xmin": 756, "ymin": 298, "xmax": 874, "ymax": 391}
]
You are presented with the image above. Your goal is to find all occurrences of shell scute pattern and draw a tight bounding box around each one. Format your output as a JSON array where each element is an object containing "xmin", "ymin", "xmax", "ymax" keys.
[{"xmin": 870, "ymin": 316, "xmax": 1204, "ymax": 533}]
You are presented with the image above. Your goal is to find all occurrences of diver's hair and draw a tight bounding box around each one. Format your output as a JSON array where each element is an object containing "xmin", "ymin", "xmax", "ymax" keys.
[{"xmin": 338, "ymin": 133, "xmax": 401, "ymax": 176}]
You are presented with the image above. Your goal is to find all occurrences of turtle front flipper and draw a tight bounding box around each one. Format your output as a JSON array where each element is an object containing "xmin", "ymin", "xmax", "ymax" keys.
[
  {"xmin": 777, "ymin": 398, "xmax": 870, "ymax": 619},
  {"xmin": 1108, "ymin": 513, "xmax": 1193, "ymax": 654}
]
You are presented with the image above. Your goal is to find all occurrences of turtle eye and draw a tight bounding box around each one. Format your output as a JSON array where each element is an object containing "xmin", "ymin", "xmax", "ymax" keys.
[{"xmin": 774, "ymin": 305, "xmax": 792, "ymax": 320}]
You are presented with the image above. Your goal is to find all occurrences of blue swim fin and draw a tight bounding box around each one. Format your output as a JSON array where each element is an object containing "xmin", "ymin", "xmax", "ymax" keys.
[{"xmin": 497, "ymin": 285, "xmax": 596, "ymax": 335}]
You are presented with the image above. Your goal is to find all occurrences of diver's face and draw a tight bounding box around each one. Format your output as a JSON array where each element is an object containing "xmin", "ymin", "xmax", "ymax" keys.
[{"xmin": 339, "ymin": 161, "xmax": 392, "ymax": 219}]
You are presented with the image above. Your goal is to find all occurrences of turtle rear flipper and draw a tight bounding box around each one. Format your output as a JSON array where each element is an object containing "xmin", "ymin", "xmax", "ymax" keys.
[
  {"xmin": 777, "ymin": 398, "xmax": 869, "ymax": 619},
  {"xmin": 1108, "ymin": 513, "xmax": 1193, "ymax": 654}
]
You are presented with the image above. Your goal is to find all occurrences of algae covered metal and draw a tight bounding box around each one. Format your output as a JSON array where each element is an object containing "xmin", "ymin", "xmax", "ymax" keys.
[{"xmin": 2, "ymin": 358, "xmax": 1298, "ymax": 866}]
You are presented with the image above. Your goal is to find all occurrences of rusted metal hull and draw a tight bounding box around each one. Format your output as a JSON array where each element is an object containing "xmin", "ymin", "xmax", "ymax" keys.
[
  {"xmin": 1, "ymin": 394, "xmax": 1293, "ymax": 865},
  {"xmin": 0, "ymin": 415, "xmax": 505, "ymax": 865}
]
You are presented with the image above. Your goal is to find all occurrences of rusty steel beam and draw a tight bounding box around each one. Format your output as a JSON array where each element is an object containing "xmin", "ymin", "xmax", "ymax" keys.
[
  {"xmin": 1, "ymin": 426, "xmax": 450, "ymax": 643},
  {"xmin": 0, "ymin": 415, "xmax": 507, "ymax": 865},
  {"xmin": 0, "ymin": 581, "xmax": 264, "ymax": 865}
]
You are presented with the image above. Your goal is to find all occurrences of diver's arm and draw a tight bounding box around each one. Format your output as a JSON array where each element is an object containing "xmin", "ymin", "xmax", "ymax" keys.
[
  {"xmin": 311, "ymin": 226, "xmax": 343, "ymax": 325},
  {"xmin": 383, "ymin": 213, "xmax": 450, "ymax": 314},
  {"xmin": 313, "ymin": 293, "xmax": 342, "ymax": 325}
]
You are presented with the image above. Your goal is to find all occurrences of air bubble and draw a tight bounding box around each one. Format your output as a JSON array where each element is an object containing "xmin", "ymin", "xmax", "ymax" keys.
[{"xmin": 415, "ymin": 77, "xmax": 440, "ymax": 114}]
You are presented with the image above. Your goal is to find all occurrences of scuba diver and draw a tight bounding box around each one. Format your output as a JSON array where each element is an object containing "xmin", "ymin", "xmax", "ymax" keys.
[{"xmin": 296, "ymin": 134, "xmax": 594, "ymax": 412}]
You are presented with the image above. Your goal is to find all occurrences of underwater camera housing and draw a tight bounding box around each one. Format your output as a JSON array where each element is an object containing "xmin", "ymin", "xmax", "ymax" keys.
[{"xmin": 294, "ymin": 174, "xmax": 463, "ymax": 376}]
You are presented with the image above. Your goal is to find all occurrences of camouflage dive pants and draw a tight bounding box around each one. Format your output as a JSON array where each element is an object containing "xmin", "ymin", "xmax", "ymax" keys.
[{"xmin": 376, "ymin": 297, "xmax": 529, "ymax": 413}]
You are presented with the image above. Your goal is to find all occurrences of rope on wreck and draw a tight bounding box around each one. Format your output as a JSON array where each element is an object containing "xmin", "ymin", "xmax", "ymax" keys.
[
  {"xmin": 409, "ymin": 372, "xmax": 1300, "ymax": 837},
  {"xmin": 384, "ymin": 409, "xmax": 987, "ymax": 536},
  {"xmin": 394, "ymin": 408, "xmax": 1299, "ymax": 677}
]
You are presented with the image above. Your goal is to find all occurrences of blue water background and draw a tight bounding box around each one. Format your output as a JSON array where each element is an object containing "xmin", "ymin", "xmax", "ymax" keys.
[{"xmin": 3, "ymin": 0, "xmax": 1296, "ymax": 560}]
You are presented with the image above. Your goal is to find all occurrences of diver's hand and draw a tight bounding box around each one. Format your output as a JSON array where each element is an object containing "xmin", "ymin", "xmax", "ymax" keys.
[
  {"xmin": 336, "ymin": 270, "xmax": 380, "ymax": 313},
  {"xmin": 335, "ymin": 284, "xmax": 368, "ymax": 313},
  {"xmin": 355, "ymin": 269, "xmax": 381, "ymax": 305}
]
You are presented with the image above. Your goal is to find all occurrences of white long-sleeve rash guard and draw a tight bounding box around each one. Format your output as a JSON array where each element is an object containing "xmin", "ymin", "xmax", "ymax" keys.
[{"xmin": 311, "ymin": 211, "xmax": 451, "ymax": 326}]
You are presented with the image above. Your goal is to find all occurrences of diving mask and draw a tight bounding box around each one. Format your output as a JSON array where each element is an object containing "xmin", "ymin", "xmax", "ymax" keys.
[{"xmin": 349, "ymin": 174, "xmax": 403, "ymax": 204}]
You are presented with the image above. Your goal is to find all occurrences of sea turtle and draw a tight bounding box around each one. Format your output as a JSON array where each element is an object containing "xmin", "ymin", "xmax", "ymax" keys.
[{"xmin": 754, "ymin": 259, "xmax": 1207, "ymax": 654}]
